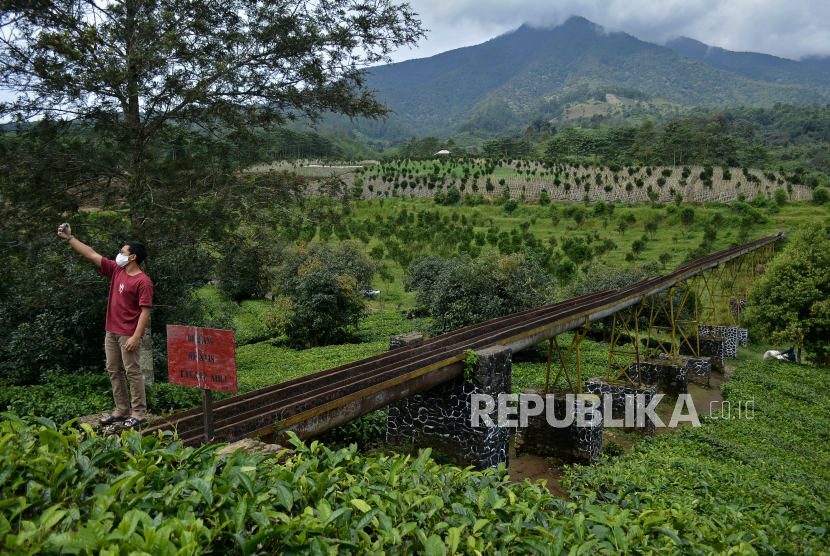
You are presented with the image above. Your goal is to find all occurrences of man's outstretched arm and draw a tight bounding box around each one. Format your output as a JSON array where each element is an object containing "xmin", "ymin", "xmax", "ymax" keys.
[{"xmin": 58, "ymin": 223, "xmax": 103, "ymax": 268}]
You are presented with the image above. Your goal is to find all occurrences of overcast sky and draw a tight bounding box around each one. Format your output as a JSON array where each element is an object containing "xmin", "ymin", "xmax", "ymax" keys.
[{"xmin": 389, "ymin": 0, "xmax": 830, "ymax": 63}]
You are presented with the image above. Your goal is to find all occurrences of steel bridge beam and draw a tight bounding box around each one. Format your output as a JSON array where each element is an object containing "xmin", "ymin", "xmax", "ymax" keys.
[{"xmin": 143, "ymin": 233, "xmax": 784, "ymax": 446}]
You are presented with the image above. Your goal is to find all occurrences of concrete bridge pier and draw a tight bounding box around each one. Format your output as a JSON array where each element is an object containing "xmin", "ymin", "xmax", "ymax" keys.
[
  {"xmin": 385, "ymin": 334, "xmax": 512, "ymax": 470},
  {"xmin": 680, "ymin": 337, "xmax": 727, "ymax": 372},
  {"xmin": 515, "ymin": 389, "xmax": 604, "ymax": 464},
  {"xmin": 584, "ymin": 378, "xmax": 659, "ymax": 436}
]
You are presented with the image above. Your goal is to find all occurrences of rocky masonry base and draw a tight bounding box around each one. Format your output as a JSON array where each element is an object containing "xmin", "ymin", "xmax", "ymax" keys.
[
  {"xmin": 584, "ymin": 378, "xmax": 659, "ymax": 436},
  {"xmin": 699, "ymin": 325, "xmax": 748, "ymax": 359},
  {"xmin": 628, "ymin": 360, "xmax": 689, "ymax": 396},
  {"xmin": 657, "ymin": 353, "xmax": 712, "ymax": 385},
  {"xmin": 386, "ymin": 335, "xmax": 512, "ymax": 470},
  {"xmin": 680, "ymin": 338, "xmax": 726, "ymax": 372},
  {"xmin": 516, "ymin": 388, "xmax": 603, "ymax": 464}
]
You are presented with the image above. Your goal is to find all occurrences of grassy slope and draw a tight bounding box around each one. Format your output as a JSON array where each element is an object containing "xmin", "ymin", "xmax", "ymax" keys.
[{"xmin": 344, "ymin": 197, "xmax": 830, "ymax": 310}]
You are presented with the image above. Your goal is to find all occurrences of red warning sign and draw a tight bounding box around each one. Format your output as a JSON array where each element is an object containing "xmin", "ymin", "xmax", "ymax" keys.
[{"xmin": 167, "ymin": 325, "xmax": 238, "ymax": 394}]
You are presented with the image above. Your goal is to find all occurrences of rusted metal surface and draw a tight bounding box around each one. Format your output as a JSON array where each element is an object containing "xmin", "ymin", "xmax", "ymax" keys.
[
  {"xmin": 143, "ymin": 234, "xmax": 783, "ymax": 446},
  {"xmin": 167, "ymin": 325, "xmax": 238, "ymax": 393}
]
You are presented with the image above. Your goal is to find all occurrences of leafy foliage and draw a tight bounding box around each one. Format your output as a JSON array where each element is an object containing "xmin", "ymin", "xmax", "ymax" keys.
[
  {"xmin": 3, "ymin": 358, "xmax": 829, "ymax": 554},
  {"xmin": 273, "ymin": 242, "xmax": 379, "ymax": 347},
  {"xmin": 745, "ymin": 222, "xmax": 830, "ymax": 363},
  {"xmin": 404, "ymin": 249, "xmax": 554, "ymax": 335}
]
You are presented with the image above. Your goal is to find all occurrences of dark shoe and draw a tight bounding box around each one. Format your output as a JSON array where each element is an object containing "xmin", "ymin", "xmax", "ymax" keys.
[
  {"xmin": 99, "ymin": 414, "xmax": 128, "ymax": 425},
  {"xmin": 119, "ymin": 417, "xmax": 147, "ymax": 430}
]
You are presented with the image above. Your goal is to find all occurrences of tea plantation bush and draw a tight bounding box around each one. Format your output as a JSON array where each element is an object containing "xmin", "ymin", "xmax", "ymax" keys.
[
  {"xmin": 564, "ymin": 359, "xmax": 830, "ymax": 553},
  {"xmin": 0, "ymin": 419, "xmax": 610, "ymax": 555},
  {"xmin": 2, "ymin": 355, "xmax": 829, "ymax": 553}
]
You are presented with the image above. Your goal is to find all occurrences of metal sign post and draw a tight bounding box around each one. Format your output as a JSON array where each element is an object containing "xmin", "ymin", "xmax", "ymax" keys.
[
  {"xmin": 167, "ymin": 325, "xmax": 237, "ymax": 443},
  {"xmin": 202, "ymin": 390, "xmax": 214, "ymax": 443}
]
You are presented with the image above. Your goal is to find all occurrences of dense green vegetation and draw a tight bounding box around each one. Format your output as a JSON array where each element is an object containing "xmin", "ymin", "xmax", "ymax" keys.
[
  {"xmin": 745, "ymin": 223, "xmax": 830, "ymax": 365},
  {"xmin": 2, "ymin": 357, "xmax": 828, "ymax": 554},
  {"xmin": 665, "ymin": 36, "xmax": 830, "ymax": 98},
  {"xmin": 357, "ymin": 17, "xmax": 826, "ymax": 141}
]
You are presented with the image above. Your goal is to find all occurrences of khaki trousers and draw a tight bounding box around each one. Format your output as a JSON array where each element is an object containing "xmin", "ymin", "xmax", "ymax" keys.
[{"xmin": 105, "ymin": 331, "xmax": 147, "ymax": 419}]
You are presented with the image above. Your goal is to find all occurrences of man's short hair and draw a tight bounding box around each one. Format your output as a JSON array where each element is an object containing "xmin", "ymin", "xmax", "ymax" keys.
[{"xmin": 123, "ymin": 241, "xmax": 148, "ymax": 265}]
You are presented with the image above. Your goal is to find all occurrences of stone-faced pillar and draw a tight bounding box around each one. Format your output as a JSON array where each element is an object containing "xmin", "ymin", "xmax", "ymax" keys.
[
  {"xmin": 385, "ymin": 333, "xmax": 424, "ymax": 446},
  {"xmin": 385, "ymin": 338, "xmax": 512, "ymax": 470},
  {"xmin": 657, "ymin": 353, "xmax": 712, "ymax": 386},
  {"xmin": 629, "ymin": 360, "xmax": 688, "ymax": 396},
  {"xmin": 680, "ymin": 337, "xmax": 726, "ymax": 372},
  {"xmin": 515, "ymin": 388, "xmax": 603, "ymax": 464},
  {"xmin": 584, "ymin": 378, "xmax": 658, "ymax": 436}
]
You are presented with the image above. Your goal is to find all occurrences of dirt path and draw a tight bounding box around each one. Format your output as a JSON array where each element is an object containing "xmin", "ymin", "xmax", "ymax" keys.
[{"xmin": 507, "ymin": 438, "xmax": 568, "ymax": 497}]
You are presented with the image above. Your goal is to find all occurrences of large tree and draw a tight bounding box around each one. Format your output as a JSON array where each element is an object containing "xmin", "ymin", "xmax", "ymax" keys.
[
  {"xmin": 0, "ymin": 0, "xmax": 423, "ymax": 382},
  {"xmin": 1, "ymin": 0, "xmax": 423, "ymax": 219},
  {"xmin": 745, "ymin": 223, "xmax": 830, "ymax": 365}
]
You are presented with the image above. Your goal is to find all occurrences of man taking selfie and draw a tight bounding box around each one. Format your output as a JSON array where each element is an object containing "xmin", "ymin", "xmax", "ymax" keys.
[{"xmin": 58, "ymin": 223, "xmax": 154, "ymax": 430}]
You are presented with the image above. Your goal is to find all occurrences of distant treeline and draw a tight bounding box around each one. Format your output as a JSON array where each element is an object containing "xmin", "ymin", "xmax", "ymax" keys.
[
  {"xmin": 452, "ymin": 104, "xmax": 830, "ymax": 187},
  {"xmin": 262, "ymin": 128, "xmax": 378, "ymax": 160}
]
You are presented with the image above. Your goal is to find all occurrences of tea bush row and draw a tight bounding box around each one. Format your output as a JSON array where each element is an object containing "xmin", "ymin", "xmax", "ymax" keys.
[{"xmin": 563, "ymin": 359, "xmax": 830, "ymax": 553}]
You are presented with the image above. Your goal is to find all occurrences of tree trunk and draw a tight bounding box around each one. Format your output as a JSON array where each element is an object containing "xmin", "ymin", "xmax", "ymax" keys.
[
  {"xmin": 140, "ymin": 316, "xmax": 154, "ymax": 389},
  {"xmin": 797, "ymin": 346, "xmax": 802, "ymax": 365}
]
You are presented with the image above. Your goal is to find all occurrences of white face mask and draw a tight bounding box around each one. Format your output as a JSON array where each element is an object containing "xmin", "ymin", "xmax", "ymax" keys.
[{"xmin": 115, "ymin": 253, "xmax": 132, "ymax": 267}]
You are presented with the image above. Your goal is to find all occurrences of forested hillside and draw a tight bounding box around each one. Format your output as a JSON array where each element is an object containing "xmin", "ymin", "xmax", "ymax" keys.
[
  {"xmin": 358, "ymin": 17, "xmax": 825, "ymax": 139},
  {"xmin": 665, "ymin": 36, "xmax": 830, "ymax": 98}
]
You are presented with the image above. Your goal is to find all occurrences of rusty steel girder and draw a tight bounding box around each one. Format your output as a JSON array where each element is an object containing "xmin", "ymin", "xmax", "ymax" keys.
[{"xmin": 143, "ymin": 233, "xmax": 784, "ymax": 446}]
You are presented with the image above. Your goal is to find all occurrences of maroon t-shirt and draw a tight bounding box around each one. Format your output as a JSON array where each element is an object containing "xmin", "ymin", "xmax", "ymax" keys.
[{"xmin": 98, "ymin": 257, "xmax": 154, "ymax": 336}]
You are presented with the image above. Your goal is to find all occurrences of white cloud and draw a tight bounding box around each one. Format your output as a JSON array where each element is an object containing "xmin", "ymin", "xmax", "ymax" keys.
[{"xmin": 390, "ymin": 0, "xmax": 830, "ymax": 62}]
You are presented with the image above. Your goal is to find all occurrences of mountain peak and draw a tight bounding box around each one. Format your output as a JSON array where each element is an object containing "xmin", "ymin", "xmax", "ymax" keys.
[
  {"xmin": 513, "ymin": 16, "xmax": 599, "ymax": 36},
  {"xmin": 361, "ymin": 16, "xmax": 827, "ymax": 139}
]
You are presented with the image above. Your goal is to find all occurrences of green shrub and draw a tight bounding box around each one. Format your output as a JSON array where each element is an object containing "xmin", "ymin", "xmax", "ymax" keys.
[
  {"xmin": 601, "ymin": 440, "xmax": 624, "ymax": 457},
  {"xmin": 273, "ymin": 242, "xmax": 379, "ymax": 348},
  {"xmin": 813, "ymin": 186, "xmax": 829, "ymax": 205},
  {"xmin": 680, "ymin": 207, "xmax": 695, "ymax": 228},
  {"xmin": 404, "ymin": 249, "xmax": 554, "ymax": 335},
  {"xmin": 6, "ymin": 358, "xmax": 826, "ymax": 554},
  {"xmin": 445, "ymin": 184, "xmax": 461, "ymax": 205},
  {"xmin": 216, "ymin": 232, "xmax": 280, "ymax": 301},
  {"xmin": 284, "ymin": 269, "xmax": 366, "ymax": 347}
]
